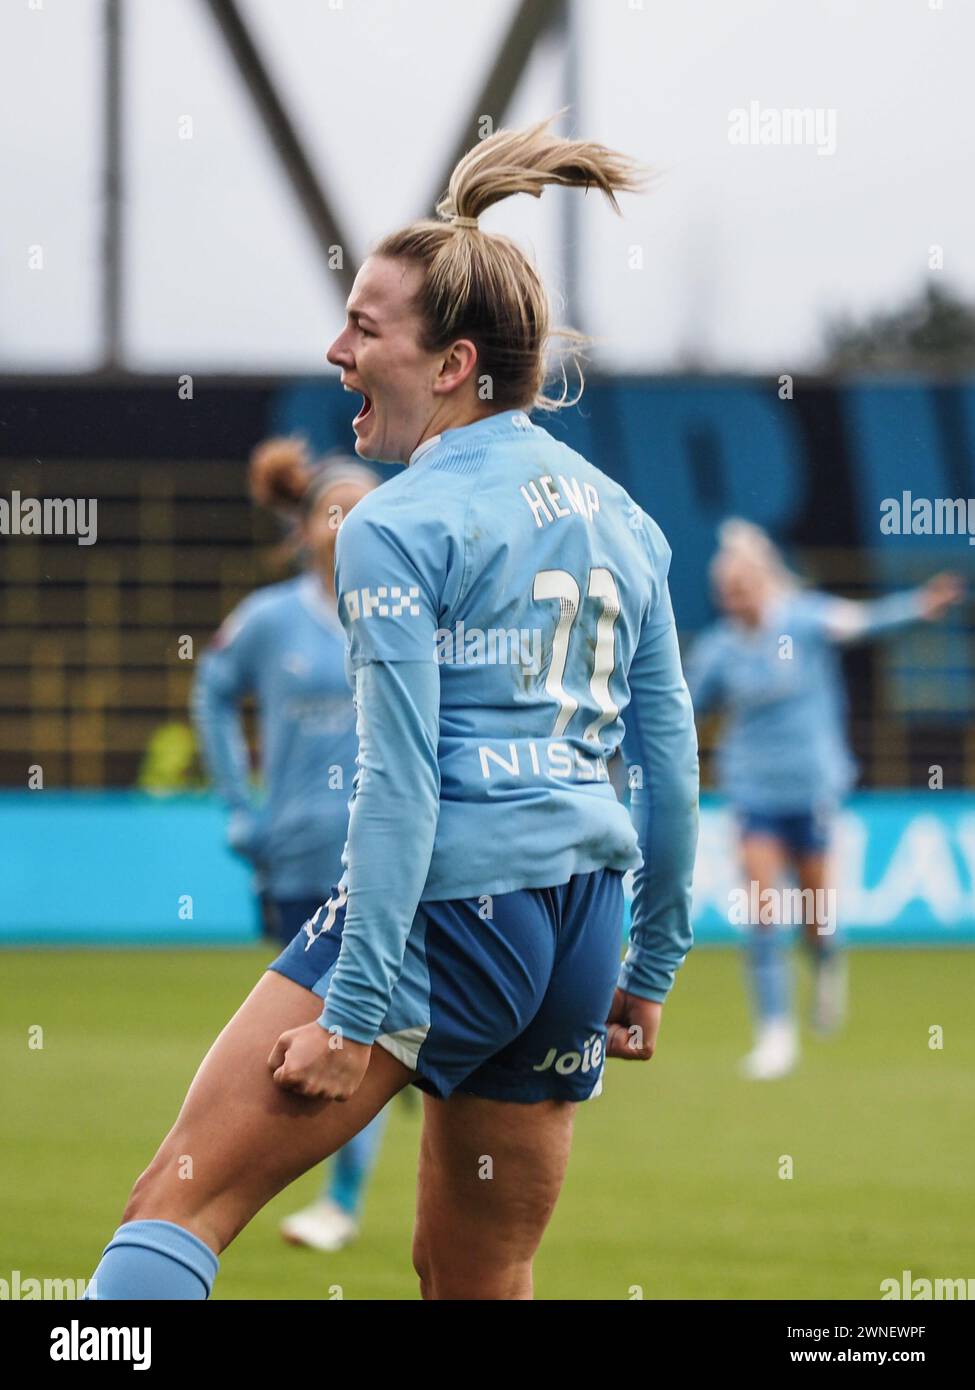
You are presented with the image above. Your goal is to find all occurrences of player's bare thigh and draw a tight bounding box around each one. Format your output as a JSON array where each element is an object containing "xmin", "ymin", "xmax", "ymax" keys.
[
  {"xmin": 122, "ymin": 971, "xmax": 411, "ymax": 1253},
  {"xmin": 412, "ymin": 1091, "xmax": 576, "ymax": 1300}
]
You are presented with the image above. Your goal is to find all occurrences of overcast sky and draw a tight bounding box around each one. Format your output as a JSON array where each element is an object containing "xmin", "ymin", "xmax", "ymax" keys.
[{"xmin": 2, "ymin": 0, "xmax": 974, "ymax": 374}]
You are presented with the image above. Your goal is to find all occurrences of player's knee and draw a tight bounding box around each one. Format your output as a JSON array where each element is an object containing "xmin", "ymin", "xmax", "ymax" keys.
[
  {"xmin": 424, "ymin": 1253, "xmax": 532, "ymax": 1301},
  {"xmin": 121, "ymin": 1162, "xmax": 160, "ymax": 1223},
  {"xmin": 412, "ymin": 1233, "xmax": 433, "ymax": 1299},
  {"xmin": 121, "ymin": 1160, "xmax": 231, "ymax": 1256},
  {"xmin": 419, "ymin": 1222, "xmax": 534, "ymax": 1300},
  {"xmin": 121, "ymin": 1145, "xmax": 186, "ymax": 1224}
]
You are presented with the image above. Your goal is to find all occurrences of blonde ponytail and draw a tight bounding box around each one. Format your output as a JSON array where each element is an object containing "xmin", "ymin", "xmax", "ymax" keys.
[
  {"xmin": 373, "ymin": 113, "xmax": 648, "ymax": 412},
  {"xmin": 435, "ymin": 111, "xmax": 648, "ymax": 226}
]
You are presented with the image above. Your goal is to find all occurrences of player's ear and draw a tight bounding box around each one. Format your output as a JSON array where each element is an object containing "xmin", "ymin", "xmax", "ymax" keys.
[{"xmin": 434, "ymin": 338, "xmax": 479, "ymax": 396}]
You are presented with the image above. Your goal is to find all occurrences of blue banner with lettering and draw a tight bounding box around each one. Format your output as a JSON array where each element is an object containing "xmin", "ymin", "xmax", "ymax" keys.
[{"xmin": 2, "ymin": 791, "xmax": 972, "ymax": 946}]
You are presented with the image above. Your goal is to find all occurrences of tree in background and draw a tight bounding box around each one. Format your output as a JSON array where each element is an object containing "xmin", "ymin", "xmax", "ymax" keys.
[{"xmin": 821, "ymin": 281, "xmax": 975, "ymax": 374}]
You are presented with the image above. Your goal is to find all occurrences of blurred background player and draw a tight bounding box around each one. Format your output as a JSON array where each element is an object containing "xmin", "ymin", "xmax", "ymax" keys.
[
  {"xmin": 192, "ymin": 438, "xmax": 386, "ymax": 1250},
  {"xmin": 684, "ymin": 520, "xmax": 963, "ymax": 1080}
]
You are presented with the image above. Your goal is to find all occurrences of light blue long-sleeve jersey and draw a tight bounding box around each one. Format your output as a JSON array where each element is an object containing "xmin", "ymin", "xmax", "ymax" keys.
[
  {"xmin": 191, "ymin": 574, "xmax": 357, "ymax": 896},
  {"xmin": 684, "ymin": 586, "xmax": 926, "ymax": 814},
  {"xmin": 319, "ymin": 408, "xmax": 700, "ymax": 1043}
]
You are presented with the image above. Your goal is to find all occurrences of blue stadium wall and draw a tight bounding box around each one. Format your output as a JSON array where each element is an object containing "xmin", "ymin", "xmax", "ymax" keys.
[
  {"xmin": 270, "ymin": 375, "xmax": 975, "ymax": 632},
  {"xmin": 2, "ymin": 792, "xmax": 973, "ymax": 946},
  {"xmin": 3, "ymin": 375, "xmax": 974, "ymax": 638}
]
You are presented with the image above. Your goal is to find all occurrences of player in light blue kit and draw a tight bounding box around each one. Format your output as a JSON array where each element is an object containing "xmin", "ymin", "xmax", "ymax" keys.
[
  {"xmin": 686, "ymin": 520, "xmax": 961, "ymax": 1080},
  {"xmin": 193, "ymin": 438, "xmax": 388, "ymax": 1252},
  {"xmin": 85, "ymin": 117, "xmax": 699, "ymax": 1300}
]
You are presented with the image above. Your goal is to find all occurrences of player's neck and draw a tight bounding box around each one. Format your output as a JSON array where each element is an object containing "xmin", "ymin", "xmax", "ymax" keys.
[{"xmin": 410, "ymin": 401, "xmax": 500, "ymax": 458}]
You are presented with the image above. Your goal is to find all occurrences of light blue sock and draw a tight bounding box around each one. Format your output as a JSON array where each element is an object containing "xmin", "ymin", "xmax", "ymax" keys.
[
  {"xmin": 745, "ymin": 928, "xmax": 791, "ymax": 1023},
  {"xmin": 324, "ymin": 1109, "xmax": 389, "ymax": 1216},
  {"xmin": 84, "ymin": 1219, "xmax": 219, "ymax": 1300}
]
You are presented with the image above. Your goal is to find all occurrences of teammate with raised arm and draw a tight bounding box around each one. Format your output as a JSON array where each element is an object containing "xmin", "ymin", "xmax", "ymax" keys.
[
  {"xmin": 85, "ymin": 115, "xmax": 699, "ymax": 1301},
  {"xmin": 686, "ymin": 520, "xmax": 961, "ymax": 1079}
]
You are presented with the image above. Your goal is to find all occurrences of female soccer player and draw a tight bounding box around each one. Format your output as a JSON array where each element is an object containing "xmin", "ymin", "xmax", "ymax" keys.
[
  {"xmin": 86, "ymin": 115, "xmax": 699, "ymax": 1301},
  {"xmin": 685, "ymin": 520, "xmax": 961, "ymax": 1080},
  {"xmin": 193, "ymin": 441, "xmax": 387, "ymax": 1252}
]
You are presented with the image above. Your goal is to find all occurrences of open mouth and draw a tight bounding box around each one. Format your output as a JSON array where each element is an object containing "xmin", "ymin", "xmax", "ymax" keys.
[{"xmin": 341, "ymin": 380, "xmax": 373, "ymax": 427}]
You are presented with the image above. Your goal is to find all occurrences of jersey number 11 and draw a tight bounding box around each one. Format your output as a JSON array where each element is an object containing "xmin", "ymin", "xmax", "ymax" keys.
[{"xmin": 533, "ymin": 567, "xmax": 621, "ymax": 743}]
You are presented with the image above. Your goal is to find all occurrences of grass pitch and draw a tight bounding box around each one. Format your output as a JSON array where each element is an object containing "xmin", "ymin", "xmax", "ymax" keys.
[{"xmin": 2, "ymin": 945, "xmax": 972, "ymax": 1300}]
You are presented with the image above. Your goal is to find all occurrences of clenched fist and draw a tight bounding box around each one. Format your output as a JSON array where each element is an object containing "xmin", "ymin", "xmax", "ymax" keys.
[
  {"xmin": 605, "ymin": 988, "xmax": 662, "ymax": 1062},
  {"xmin": 268, "ymin": 1021, "xmax": 372, "ymax": 1100}
]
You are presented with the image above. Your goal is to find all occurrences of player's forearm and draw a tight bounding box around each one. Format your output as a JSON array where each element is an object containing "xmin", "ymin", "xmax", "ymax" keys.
[
  {"xmin": 621, "ymin": 694, "xmax": 699, "ymax": 1003},
  {"xmin": 321, "ymin": 661, "xmax": 440, "ymax": 1045},
  {"xmin": 683, "ymin": 645, "xmax": 721, "ymax": 717},
  {"xmin": 190, "ymin": 671, "xmax": 253, "ymax": 812},
  {"xmin": 826, "ymin": 589, "xmax": 925, "ymax": 644}
]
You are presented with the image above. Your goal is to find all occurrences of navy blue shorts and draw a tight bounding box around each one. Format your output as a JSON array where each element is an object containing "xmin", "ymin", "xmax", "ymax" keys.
[
  {"xmin": 736, "ymin": 806, "xmax": 833, "ymax": 856},
  {"xmin": 258, "ymin": 894, "xmax": 331, "ymax": 947},
  {"xmin": 268, "ymin": 868, "xmax": 624, "ymax": 1104}
]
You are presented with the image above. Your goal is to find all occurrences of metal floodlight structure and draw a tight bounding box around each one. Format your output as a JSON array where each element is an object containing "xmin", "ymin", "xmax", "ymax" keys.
[{"xmin": 100, "ymin": 0, "xmax": 572, "ymax": 372}]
